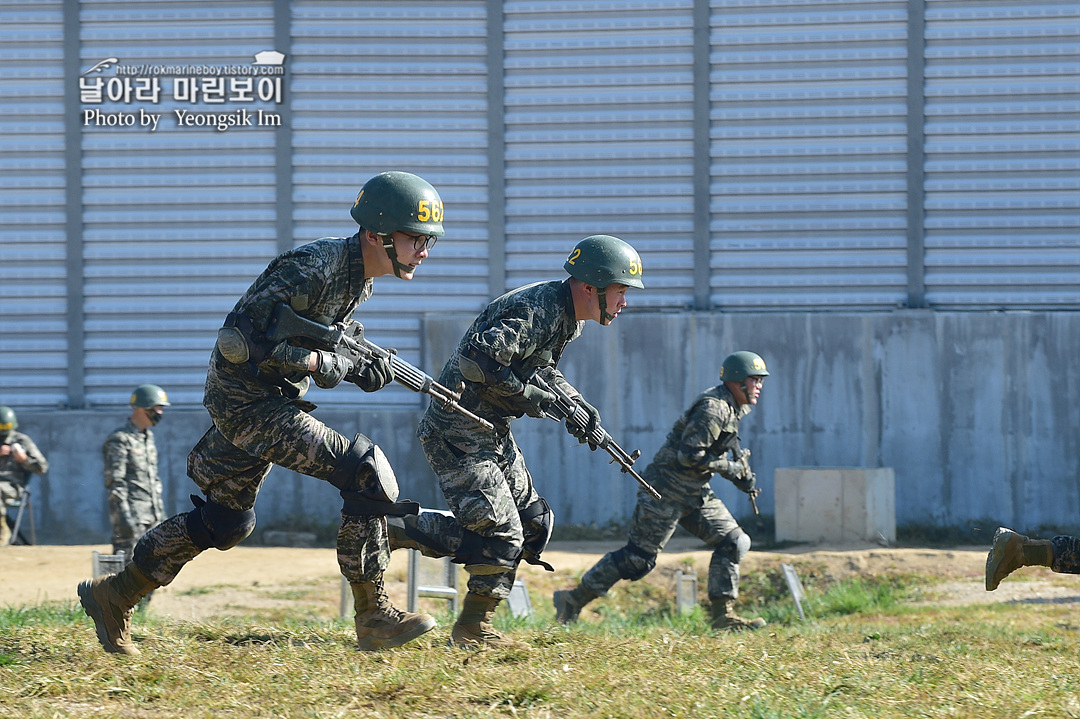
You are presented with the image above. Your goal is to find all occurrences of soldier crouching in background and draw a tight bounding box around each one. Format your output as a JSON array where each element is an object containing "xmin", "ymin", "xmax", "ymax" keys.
[{"xmin": 0, "ymin": 406, "xmax": 49, "ymax": 546}]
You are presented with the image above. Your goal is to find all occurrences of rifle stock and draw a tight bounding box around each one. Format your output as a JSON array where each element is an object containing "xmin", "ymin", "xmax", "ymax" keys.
[
  {"xmin": 267, "ymin": 304, "xmax": 494, "ymax": 431},
  {"xmin": 526, "ymin": 372, "xmax": 661, "ymax": 500}
]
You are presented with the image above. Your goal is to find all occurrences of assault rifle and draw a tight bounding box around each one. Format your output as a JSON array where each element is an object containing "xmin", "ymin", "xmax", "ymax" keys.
[
  {"xmin": 710, "ymin": 433, "xmax": 760, "ymax": 515},
  {"xmin": 268, "ymin": 304, "xmax": 494, "ymax": 431},
  {"xmin": 525, "ymin": 372, "xmax": 661, "ymax": 500}
]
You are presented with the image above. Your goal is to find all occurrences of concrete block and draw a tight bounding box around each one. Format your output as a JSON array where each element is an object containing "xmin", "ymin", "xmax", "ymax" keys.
[{"xmin": 775, "ymin": 467, "xmax": 895, "ymax": 544}]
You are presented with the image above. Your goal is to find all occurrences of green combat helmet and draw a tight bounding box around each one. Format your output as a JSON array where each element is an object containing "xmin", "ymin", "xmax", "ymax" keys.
[
  {"xmin": 130, "ymin": 385, "xmax": 170, "ymax": 409},
  {"xmin": 130, "ymin": 385, "xmax": 169, "ymax": 427},
  {"xmin": 0, "ymin": 406, "xmax": 17, "ymax": 442},
  {"xmin": 350, "ymin": 171, "xmax": 445, "ymax": 279},
  {"xmin": 720, "ymin": 351, "xmax": 769, "ymax": 403},
  {"xmin": 563, "ymin": 235, "xmax": 644, "ymax": 324}
]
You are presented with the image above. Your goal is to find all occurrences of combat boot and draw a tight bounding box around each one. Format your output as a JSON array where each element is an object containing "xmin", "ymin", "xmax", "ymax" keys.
[
  {"xmin": 77, "ymin": 563, "xmax": 158, "ymax": 655},
  {"xmin": 450, "ymin": 592, "xmax": 530, "ymax": 650},
  {"xmin": 711, "ymin": 597, "xmax": 767, "ymax": 632},
  {"xmin": 0, "ymin": 518, "xmax": 10, "ymax": 546},
  {"xmin": 351, "ymin": 578, "xmax": 436, "ymax": 651},
  {"xmin": 553, "ymin": 585, "xmax": 598, "ymax": 624},
  {"xmin": 985, "ymin": 527, "xmax": 1054, "ymax": 591}
]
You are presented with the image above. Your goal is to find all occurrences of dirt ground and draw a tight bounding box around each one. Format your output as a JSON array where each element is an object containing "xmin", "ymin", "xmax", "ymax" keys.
[{"xmin": 3, "ymin": 538, "xmax": 1078, "ymax": 620}]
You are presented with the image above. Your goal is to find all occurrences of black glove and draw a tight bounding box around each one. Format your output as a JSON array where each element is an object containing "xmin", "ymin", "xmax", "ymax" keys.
[
  {"xmin": 353, "ymin": 352, "xmax": 395, "ymax": 393},
  {"xmin": 724, "ymin": 450, "xmax": 756, "ymax": 493},
  {"xmin": 312, "ymin": 350, "xmax": 352, "ymax": 389},
  {"xmin": 516, "ymin": 384, "xmax": 555, "ymax": 418},
  {"xmin": 567, "ymin": 397, "xmax": 604, "ymax": 449}
]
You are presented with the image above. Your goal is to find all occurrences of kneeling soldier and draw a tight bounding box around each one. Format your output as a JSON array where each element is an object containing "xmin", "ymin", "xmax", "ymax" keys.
[{"xmin": 554, "ymin": 351, "xmax": 770, "ymax": 631}]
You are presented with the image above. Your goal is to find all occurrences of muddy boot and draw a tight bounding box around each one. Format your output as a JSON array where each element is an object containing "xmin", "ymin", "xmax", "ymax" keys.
[
  {"xmin": 351, "ymin": 578, "xmax": 436, "ymax": 651},
  {"xmin": 985, "ymin": 527, "xmax": 1054, "ymax": 591},
  {"xmin": 0, "ymin": 518, "xmax": 10, "ymax": 546},
  {"xmin": 711, "ymin": 597, "xmax": 767, "ymax": 632},
  {"xmin": 77, "ymin": 563, "xmax": 158, "ymax": 655},
  {"xmin": 450, "ymin": 592, "xmax": 530, "ymax": 650},
  {"xmin": 553, "ymin": 585, "xmax": 598, "ymax": 624}
]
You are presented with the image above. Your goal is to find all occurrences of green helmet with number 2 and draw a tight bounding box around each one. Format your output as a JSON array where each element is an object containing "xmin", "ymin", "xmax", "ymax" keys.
[
  {"xmin": 350, "ymin": 171, "xmax": 445, "ymax": 238},
  {"xmin": 563, "ymin": 235, "xmax": 644, "ymax": 289}
]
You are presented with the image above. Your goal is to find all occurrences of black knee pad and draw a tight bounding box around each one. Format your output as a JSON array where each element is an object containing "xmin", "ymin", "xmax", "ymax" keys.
[
  {"xmin": 612, "ymin": 543, "xmax": 657, "ymax": 581},
  {"xmin": 186, "ymin": 494, "xmax": 256, "ymax": 551},
  {"xmin": 456, "ymin": 529, "xmax": 522, "ymax": 573},
  {"xmin": 716, "ymin": 528, "xmax": 751, "ymax": 564},
  {"xmin": 329, "ymin": 433, "xmax": 400, "ymax": 500},
  {"xmin": 520, "ymin": 498, "xmax": 555, "ymax": 571}
]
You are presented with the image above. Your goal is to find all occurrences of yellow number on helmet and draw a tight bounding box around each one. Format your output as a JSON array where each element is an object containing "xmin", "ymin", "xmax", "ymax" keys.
[
  {"xmin": 567, "ymin": 248, "xmax": 581, "ymax": 265},
  {"xmin": 432, "ymin": 200, "xmax": 443, "ymax": 222},
  {"xmin": 628, "ymin": 257, "xmax": 641, "ymax": 275},
  {"xmin": 417, "ymin": 200, "xmax": 431, "ymax": 222}
]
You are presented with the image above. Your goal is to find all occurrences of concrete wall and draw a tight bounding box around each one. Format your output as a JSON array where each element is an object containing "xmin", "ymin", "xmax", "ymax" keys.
[{"xmin": 10, "ymin": 310, "xmax": 1080, "ymax": 543}]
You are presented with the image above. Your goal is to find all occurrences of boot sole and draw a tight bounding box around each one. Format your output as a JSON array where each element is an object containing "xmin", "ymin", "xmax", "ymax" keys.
[
  {"xmin": 77, "ymin": 580, "xmax": 138, "ymax": 655},
  {"xmin": 356, "ymin": 616, "xmax": 437, "ymax": 651}
]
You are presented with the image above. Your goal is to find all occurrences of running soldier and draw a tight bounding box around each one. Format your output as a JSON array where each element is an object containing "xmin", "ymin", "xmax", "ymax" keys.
[
  {"xmin": 78, "ymin": 171, "xmax": 444, "ymax": 655},
  {"xmin": 0, "ymin": 406, "xmax": 49, "ymax": 546},
  {"xmin": 986, "ymin": 528, "xmax": 1080, "ymax": 591},
  {"xmin": 395, "ymin": 235, "xmax": 645, "ymax": 650},
  {"xmin": 103, "ymin": 385, "xmax": 169, "ymax": 561},
  {"xmin": 553, "ymin": 351, "xmax": 770, "ymax": 631}
]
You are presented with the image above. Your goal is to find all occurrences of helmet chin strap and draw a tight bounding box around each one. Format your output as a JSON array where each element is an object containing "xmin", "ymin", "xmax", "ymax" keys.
[
  {"xmin": 380, "ymin": 234, "xmax": 412, "ymax": 279},
  {"xmin": 597, "ymin": 287, "xmax": 616, "ymax": 325}
]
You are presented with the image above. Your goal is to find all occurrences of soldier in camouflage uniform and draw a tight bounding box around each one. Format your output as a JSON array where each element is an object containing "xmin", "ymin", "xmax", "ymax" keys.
[
  {"xmin": 394, "ymin": 235, "xmax": 645, "ymax": 650},
  {"xmin": 78, "ymin": 171, "xmax": 444, "ymax": 656},
  {"xmin": 103, "ymin": 385, "xmax": 169, "ymax": 561},
  {"xmin": 0, "ymin": 406, "xmax": 49, "ymax": 546},
  {"xmin": 553, "ymin": 351, "xmax": 770, "ymax": 631},
  {"xmin": 986, "ymin": 528, "xmax": 1080, "ymax": 591}
]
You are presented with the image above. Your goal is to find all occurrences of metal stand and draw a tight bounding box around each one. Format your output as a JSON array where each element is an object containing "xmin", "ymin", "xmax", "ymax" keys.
[
  {"xmin": 407, "ymin": 548, "xmax": 459, "ymax": 614},
  {"xmin": 675, "ymin": 569, "xmax": 699, "ymax": 614},
  {"xmin": 92, "ymin": 550, "xmax": 126, "ymax": 578},
  {"xmin": 781, "ymin": 563, "xmax": 807, "ymax": 620},
  {"xmin": 506, "ymin": 577, "xmax": 533, "ymax": 618},
  {"xmin": 7, "ymin": 488, "xmax": 35, "ymax": 545}
]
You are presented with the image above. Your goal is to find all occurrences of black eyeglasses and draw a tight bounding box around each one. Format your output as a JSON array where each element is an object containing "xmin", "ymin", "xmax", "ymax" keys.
[{"xmin": 403, "ymin": 233, "xmax": 438, "ymax": 252}]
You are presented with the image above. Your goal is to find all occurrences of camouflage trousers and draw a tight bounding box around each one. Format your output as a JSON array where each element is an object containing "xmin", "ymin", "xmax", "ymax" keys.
[
  {"xmin": 1052, "ymin": 536, "xmax": 1080, "ymax": 574},
  {"xmin": 419, "ymin": 431, "xmax": 539, "ymax": 600},
  {"xmin": 131, "ymin": 393, "xmax": 387, "ymax": 587},
  {"xmin": 580, "ymin": 486, "xmax": 744, "ymax": 601}
]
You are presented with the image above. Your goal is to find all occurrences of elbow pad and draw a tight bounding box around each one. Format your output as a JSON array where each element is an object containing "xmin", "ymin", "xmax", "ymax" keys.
[{"xmin": 458, "ymin": 344, "xmax": 522, "ymax": 393}]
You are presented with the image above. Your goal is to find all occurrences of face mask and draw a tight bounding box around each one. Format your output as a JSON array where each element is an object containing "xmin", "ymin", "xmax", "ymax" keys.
[{"xmin": 146, "ymin": 409, "xmax": 164, "ymax": 426}]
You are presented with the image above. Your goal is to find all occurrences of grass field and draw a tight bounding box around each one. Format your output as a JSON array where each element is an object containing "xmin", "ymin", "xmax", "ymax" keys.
[{"xmin": 3, "ymin": 558, "xmax": 1080, "ymax": 718}]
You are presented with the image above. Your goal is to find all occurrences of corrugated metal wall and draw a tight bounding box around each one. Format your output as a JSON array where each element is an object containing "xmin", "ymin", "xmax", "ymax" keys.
[
  {"xmin": 503, "ymin": 0, "xmax": 696, "ymax": 307},
  {"xmin": 291, "ymin": 0, "xmax": 489, "ymax": 408},
  {"xmin": 0, "ymin": 0, "xmax": 1077, "ymax": 410},
  {"xmin": 923, "ymin": 0, "xmax": 1080, "ymax": 308},
  {"xmin": 0, "ymin": 1, "xmax": 67, "ymax": 407},
  {"xmin": 79, "ymin": 0, "xmax": 279, "ymax": 406},
  {"xmin": 709, "ymin": 0, "xmax": 910, "ymax": 309}
]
